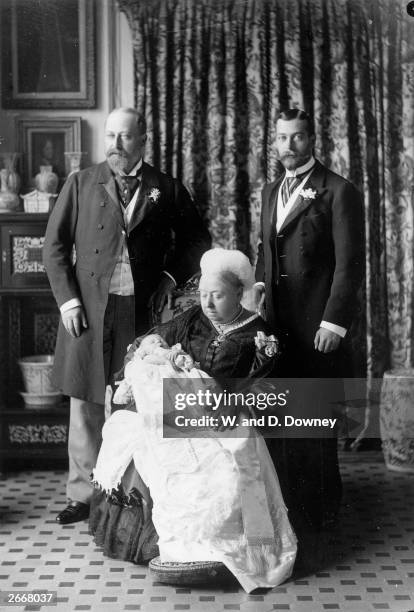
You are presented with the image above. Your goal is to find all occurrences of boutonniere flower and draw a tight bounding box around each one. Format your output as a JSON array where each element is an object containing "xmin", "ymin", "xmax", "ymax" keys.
[
  {"xmin": 300, "ymin": 188, "xmax": 317, "ymax": 200},
  {"xmin": 255, "ymin": 331, "xmax": 280, "ymax": 357},
  {"xmin": 148, "ymin": 187, "xmax": 161, "ymax": 203}
]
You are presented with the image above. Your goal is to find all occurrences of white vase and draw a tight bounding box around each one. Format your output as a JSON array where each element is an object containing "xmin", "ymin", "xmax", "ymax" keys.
[
  {"xmin": 64, "ymin": 151, "xmax": 83, "ymax": 177},
  {"xmin": 0, "ymin": 168, "xmax": 20, "ymax": 212},
  {"xmin": 2, "ymin": 152, "xmax": 21, "ymax": 192},
  {"xmin": 18, "ymin": 354, "xmax": 61, "ymax": 408},
  {"xmin": 0, "ymin": 152, "xmax": 21, "ymax": 212},
  {"xmin": 35, "ymin": 165, "xmax": 59, "ymax": 193},
  {"xmin": 380, "ymin": 368, "xmax": 414, "ymax": 473}
]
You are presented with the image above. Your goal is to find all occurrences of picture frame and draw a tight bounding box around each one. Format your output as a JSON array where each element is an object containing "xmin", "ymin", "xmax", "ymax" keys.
[
  {"xmin": 17, "ymin": 117, "xmax": 81, "ymax": 190},
  {"xmin": 1, "ymin": 0, "xmax": 95, "ymax": 109}
]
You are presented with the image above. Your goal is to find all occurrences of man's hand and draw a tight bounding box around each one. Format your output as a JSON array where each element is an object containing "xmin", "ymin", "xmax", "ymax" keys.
[
  {"xmin": 314, "ymin": 327, "xmax": 341, "ymax": 353},
  {"xmin": 149, "ymin": 275, "xmax": 175, "ymax": 315},
  {"xmin": 62, "ymin": 305, "xmax": 88, "ymax": 338}
]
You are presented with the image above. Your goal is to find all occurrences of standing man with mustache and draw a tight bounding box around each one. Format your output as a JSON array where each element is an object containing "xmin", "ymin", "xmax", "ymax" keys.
[
  {"xmin": 255, "ymin": 108, "xmax": 365, "ymax": 534},
  {"xmin": 43, "ymin": 107, "xmax": 210, "ymax": 524}
]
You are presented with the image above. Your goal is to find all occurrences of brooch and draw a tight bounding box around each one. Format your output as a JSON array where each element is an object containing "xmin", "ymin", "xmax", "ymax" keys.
[
  {"xmin": 255, "ymin": 331, "xmax": 280, "ymax": 357},
  {"xmin": 212, "ymin": 334, "xmax": 226, "ymax": 348},
  {"xmin": 148, "ymin": 187, "xmax": 161, "ymax": 203}
]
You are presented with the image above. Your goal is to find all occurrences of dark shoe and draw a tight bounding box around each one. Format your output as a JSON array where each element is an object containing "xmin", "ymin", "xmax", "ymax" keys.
[{"xmin": 56, "ymin": 501, "xmax": 90, "ymax": 524}]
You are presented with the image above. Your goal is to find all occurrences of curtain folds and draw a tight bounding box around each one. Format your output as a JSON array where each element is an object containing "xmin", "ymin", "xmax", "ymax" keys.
[{"xmin": 118, "ymin": 0, "xmax": 414, "ymax": 377}]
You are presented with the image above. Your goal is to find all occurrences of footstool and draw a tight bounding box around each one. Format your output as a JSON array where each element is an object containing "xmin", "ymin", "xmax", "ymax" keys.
[{"xmin": 149, "ymin": 556, "xmax": 235, "ymax": 586}]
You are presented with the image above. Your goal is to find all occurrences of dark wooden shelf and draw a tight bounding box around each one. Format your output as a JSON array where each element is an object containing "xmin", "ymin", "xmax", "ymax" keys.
[
  {"xmin": 0, "ymin": 287, "xmax": 52, "ymax": 295},
  {"xmin": 0, "ymin": 400, "xmax": 69, "ymax": 472},
  {"xmin": 0, "ymin": 398, "xmax": 69, "ymax": 413},
  {"xmin": 0, "ymin": 287, "xmax": 52, "ymax": 296},
  {"xmin": 0, "ymin": 212, "xmax": 49, "ymax": 222},
  {"xmin": 0, "ymin": 213, "xmax": 66, "ymax": 472}
]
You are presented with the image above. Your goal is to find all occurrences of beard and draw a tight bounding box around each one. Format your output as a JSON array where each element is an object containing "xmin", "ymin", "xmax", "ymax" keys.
[{"xmin": 106, "ymin": 149, "xmax": 131, "ymax": 173}]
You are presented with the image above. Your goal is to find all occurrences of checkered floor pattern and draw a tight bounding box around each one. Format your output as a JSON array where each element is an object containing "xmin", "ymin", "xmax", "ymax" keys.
[{"xmin": 0, "ymin": 452, "xmax": 413, "ymax": 612}]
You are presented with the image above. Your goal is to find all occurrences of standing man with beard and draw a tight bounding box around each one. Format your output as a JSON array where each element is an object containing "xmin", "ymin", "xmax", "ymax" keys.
[
  {"xmin": 43, "ymin": 108, "xmax": 210, "ymax": 524},
  {"xmin": 255, "ymin": 108, "xmax": 365, "ymax": 533}
]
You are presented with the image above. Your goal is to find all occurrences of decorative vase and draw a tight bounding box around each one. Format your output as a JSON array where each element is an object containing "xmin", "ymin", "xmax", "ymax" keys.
[
  {"xmin": 18, "ymin": 354, "xmax": 61, "ymax": 408},
  {"xmin": 64, "ymin": 151, "xmax": 83, "ymax": 177},
  {"xmin": 2, "ymin": 152, "xmax": 21, "ymax": 192},
  {"xmin": 35, "ymin": 165, "xmax": 59, "ymax": 193},
  {"xmin": 0, "ymin": 152, "xmax": 21, "ymax": 213},
  {"xmin": 380, "ymin": 367, "xmax": 414, "ymax": 473},
  {"xmin": 0, "ymin": 169, "xmax": 20, "ymax": 212}
]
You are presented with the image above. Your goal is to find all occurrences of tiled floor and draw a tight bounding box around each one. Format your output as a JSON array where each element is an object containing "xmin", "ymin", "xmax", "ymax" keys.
[{"xmin": 0, "ymin": 452, "xmax": 413, "ymax": 612}]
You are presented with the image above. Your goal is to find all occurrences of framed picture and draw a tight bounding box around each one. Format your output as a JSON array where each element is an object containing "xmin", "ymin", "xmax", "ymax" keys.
[
  {"xmin": 1, "ymin": 0, "xmax": 95, "ymax": 109},
  {"xmin": 17, "ymin": 117, "xmax": 81, "ymax": 189}
]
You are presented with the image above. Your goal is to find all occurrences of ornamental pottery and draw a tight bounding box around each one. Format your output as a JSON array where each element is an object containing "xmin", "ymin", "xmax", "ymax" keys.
[
  {"xmin": 35, "ymin": 165, "xmax": 59, "ymax": 193},
  {"xmin": 2, "ymin": 152, "xmax": 21, "ymax": 193},
  {"xmin": 380, "ymin": 367, "xmax": 414, "ymax": 473},
  {"xmin": 18, "ymin": 355, "xmax": 61, "ymax": 408},
  {"xmin": 64, "ymin": 151, "xmax": 83, "ymax": 177},
  {"xmin": 21, "ymin": 190, "xmax": 55, "ymax": 213},
  {"xmin": 0, "ymin": 168, "xmax": 20, "ymax": 212}
]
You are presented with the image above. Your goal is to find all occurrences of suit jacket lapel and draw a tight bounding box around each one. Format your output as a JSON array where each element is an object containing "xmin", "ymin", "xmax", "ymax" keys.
[
  {"xmin": 98, "ymin": 163, "xmax": 124, "ymax": 228},
  {"xmin": 128, "ymin": 163, "xmax": 161, "ymax": 234},
  {"xmin": 278, "ymin": 161, "xmax": 326, "ymax": 234},
  {"xmin": 266, "ymin": 178, "xmax": 283, "ymax": 240}
]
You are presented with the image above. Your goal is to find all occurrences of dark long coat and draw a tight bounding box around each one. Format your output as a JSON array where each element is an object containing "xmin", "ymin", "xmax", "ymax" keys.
[
  {"xmin": 256, "ymin": 159, "xmax": 365, "ymax": 529},
  {"xmin": 256, "ymin": 159, "xmax": 365, "ymax": 376},
  {"xmin": 43, "ymin": 161, "xmax": 210, "ymax": 404}
]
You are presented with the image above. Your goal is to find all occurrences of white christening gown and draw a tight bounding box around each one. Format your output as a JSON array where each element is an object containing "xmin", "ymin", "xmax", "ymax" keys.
[{"xmin": 93, "ymin": 356, "xmax": 297, "ymax": 593}]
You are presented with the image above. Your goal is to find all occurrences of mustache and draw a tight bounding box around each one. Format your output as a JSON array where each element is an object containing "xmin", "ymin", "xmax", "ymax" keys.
[
  {"xmin": 281, "ymin": 151, "xmax": 297, "ymax": 158},
  {"xmin": 107, "ymin": 148, "xmax": 128, "ymax": 157}
]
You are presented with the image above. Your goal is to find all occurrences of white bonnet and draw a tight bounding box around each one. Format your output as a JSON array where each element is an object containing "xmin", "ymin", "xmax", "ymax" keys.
[{"xmin": 199, "ymin": 248, "xmax": 255, "ymax": 291}]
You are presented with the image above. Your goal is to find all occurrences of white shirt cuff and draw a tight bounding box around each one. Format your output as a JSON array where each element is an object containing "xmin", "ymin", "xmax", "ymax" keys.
[
  {"xmin": 320, "ymin": 321, "xmax": 347, "ymax": 338},
  {"xmin": 60, "ymin": 298, "xmax": 82, "ymax": 314},
  {"xmin": 254, "ymin": 281, "xmax": 265, "ymax": 288},
  {"xmin": 162, "ymin": 270, "xmax": 177, "ymax": 287}
]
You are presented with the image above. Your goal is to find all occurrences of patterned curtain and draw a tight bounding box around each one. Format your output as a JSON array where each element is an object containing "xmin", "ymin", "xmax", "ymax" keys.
[{"xmin": 118, "ymin": 0, "xmax": 414, "ymax": 379}]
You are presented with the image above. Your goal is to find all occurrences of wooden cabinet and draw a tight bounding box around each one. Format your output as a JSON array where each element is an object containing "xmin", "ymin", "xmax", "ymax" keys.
[
  {"xmin": 1, "ymin": 214, "xmax": 50, "ymax": 290},
  {"xmin": 0, "ymin": 213, "xmax": 68, "ymax": 472}
]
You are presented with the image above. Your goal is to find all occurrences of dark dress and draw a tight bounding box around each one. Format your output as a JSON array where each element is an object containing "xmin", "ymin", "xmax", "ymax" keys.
[{"xmin": 89, "ymin": 305, "xmax": 280, "ymax": 564}]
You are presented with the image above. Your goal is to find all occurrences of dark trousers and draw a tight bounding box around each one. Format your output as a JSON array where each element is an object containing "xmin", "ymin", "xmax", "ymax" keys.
[
  {"xmin": 103, "ymin": 294, "xmax": 136, "ymax": 387},
  {"xmin": 266, "ymin": 436, "xmax": 342, "ymax": 532},
  {"xmin": 269, "ymin": 343, "xmax": 344, "ymax": 532}
]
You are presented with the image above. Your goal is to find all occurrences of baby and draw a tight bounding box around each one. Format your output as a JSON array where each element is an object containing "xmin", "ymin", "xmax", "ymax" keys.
[{"xmin": 113, "ymin": 334, "xmax": 195, "ymax": 405}]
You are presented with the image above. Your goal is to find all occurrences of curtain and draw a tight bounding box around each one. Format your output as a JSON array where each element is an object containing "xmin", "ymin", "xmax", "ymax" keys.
[{"xmin": 118, "ymin": 0, "xmax": 414, "ymax": 379}]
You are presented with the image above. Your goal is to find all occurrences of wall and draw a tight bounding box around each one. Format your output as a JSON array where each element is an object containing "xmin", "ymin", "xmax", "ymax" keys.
[
  {"xmin": 0, "ymin": 0, "xmax": 135, "ymax": 405},
  {"xmin": 0, "ymin": 0, "xmax": 134, "ymax": 175}
]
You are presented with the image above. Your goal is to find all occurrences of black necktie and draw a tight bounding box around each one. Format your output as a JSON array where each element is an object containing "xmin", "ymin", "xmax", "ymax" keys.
[{"xmin": 116, "ymin": 174, "xmax": 141, "ymax": 207}]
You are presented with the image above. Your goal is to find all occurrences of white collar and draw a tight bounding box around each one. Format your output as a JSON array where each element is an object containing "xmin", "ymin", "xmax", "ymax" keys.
[
  {"xmin": 284, "ymin": 156, "xmax": 315, "ymax": 178},
  {"xmin": 119, "ymin": 158, "xmax": 143, "ymax": 177}
]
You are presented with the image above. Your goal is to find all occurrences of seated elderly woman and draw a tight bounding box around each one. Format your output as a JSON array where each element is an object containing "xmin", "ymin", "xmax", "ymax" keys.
[{"xmin": 89, "ymin": 248, "xmax": 296, "ymax": 593}]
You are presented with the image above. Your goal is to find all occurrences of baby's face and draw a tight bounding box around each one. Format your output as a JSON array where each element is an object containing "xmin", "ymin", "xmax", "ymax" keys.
[{"xmin": 140, "ymin": 334, "xmax": 168, "ymax": 352}]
